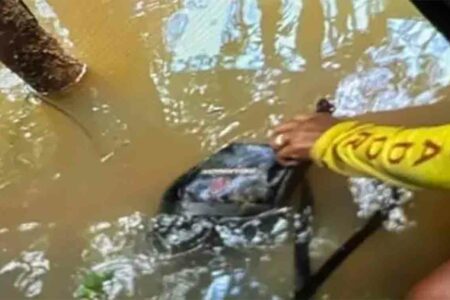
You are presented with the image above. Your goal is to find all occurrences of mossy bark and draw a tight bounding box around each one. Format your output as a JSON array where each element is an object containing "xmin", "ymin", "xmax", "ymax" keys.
[{"xmin": 0, "ymin": 0, "xmax": 86, "ymax": 94}]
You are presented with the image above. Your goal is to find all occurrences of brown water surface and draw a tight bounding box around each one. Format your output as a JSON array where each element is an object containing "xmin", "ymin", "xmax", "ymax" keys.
[{"xmin": 0, "ymin": 0, "xmax": 450, "ymax": 299}]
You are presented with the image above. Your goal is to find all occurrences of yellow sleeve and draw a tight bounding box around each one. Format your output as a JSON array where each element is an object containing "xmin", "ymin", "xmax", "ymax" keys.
[{"xmin": 311, "ymin": 121, "xmax": 450, "ymax": 190}]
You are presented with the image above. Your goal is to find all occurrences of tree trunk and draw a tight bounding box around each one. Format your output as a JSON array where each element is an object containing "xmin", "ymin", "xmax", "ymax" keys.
[{"xmin": 0, "ymin": 0, "xmax": 86, "ymax": 94}]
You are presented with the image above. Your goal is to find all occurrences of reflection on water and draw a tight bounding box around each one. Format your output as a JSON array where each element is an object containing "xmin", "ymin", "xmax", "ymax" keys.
[
  {"xmin": 0, "ymin": 251, "xmax": 49, "ymax": 298},
  {"xmin": 0, "ymin": 70, "xmax": 31, "ymax": 102},
  {"xmin": 1, "ymin": 0, "xmax": 450, "ymax": 299},
  {"xmin": 335, "ymin": 18, "xmax": 450, "ymax": 117},
  {"xmin": 274, "ymin": 0, "xmax": 305, "ymax": 71},
  {"xmin": 0, "ymin": 222, "xmax": 53, "ymax": 298},
  {"xmin": 321, "ymin": 0, "xmax": 385, "ymax": 66},
  {"xmin": 78, "ymin": 209, "xmax": 304, "ymax": 299},
  {"xmin": 150, "ymin": 0, "xmax": 287, "ymax": 150},
  {"xmin": 149, "ymin": 0, "xmax": 393, "ymax": 151}
]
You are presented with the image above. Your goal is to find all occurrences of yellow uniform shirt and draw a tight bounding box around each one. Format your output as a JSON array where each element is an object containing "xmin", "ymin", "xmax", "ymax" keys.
[{"xmin": 311, "ymin": 121, "xmax": 450, "ymax": 190}]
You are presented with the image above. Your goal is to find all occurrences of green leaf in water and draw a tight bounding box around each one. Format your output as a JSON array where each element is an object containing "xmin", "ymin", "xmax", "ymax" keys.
[{"xmin": 75, "ymin": 270, "xmax": 114, "ymax": 300}]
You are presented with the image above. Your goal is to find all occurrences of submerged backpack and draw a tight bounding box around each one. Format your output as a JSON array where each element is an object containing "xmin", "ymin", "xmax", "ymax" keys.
[
  {"xmin": 155, "ymin": 142, "xmax": 312, "ymax": 299},
  {"xmin": 160, "ymin": 143, "xmax": 304, "ymax": 217}
]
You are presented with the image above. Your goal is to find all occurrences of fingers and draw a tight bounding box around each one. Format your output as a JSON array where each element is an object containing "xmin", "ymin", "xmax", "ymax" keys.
[
  {"xmin": 277, "ymin": 157, "xmax": 299, "ymax": 167},
  {"xmin": 270, "ymin": 113, "xmax": 323, "ymax": 165},
  {"xmin": 272, "ymin": 121, "xmax": 299, "ymax": 135},
  {"xmin": 272, "ymin": 114, "xmax": 315, "ymax": 136},
  {"xmin": 292, "ymin": 114, "xmax": 313, "ymax": 122},
  {"xmin": 275, "ymin": 144, "xmax": 300, "ymax": 166},
  {"xmin": 270, "ymin": 118, "xmax": 307, "ymax": 150},
  {"xmin": 270, "ymin": 133, "xmax": 288, "ymax": 150},
  {"xmin": 275, "ymin": 140, "xmax": 310, "ymax": 162},
  {"xmin": 270, "ymin": 123, "xmax": 296, "ymax": 150}
]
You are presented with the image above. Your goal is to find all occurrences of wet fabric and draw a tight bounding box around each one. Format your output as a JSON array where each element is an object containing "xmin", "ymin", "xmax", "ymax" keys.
[
  {"xmin": 312, "ymin": 121, "xmax": 450, "ymax": 190},
  {"xmin": 161, "ymin": 143, "xmax": 297, "ymax": 217}
]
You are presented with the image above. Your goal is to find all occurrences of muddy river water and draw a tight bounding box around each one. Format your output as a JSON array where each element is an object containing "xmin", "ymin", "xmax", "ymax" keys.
[{"xmin": 0, "ymin": 0, "xmax": 450, "ymax": 299}]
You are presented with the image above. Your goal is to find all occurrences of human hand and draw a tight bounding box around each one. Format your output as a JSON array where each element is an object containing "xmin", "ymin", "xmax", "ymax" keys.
[{"xmin": 270, "ymin": 113, "xmax": 340, "ymax": 166}]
